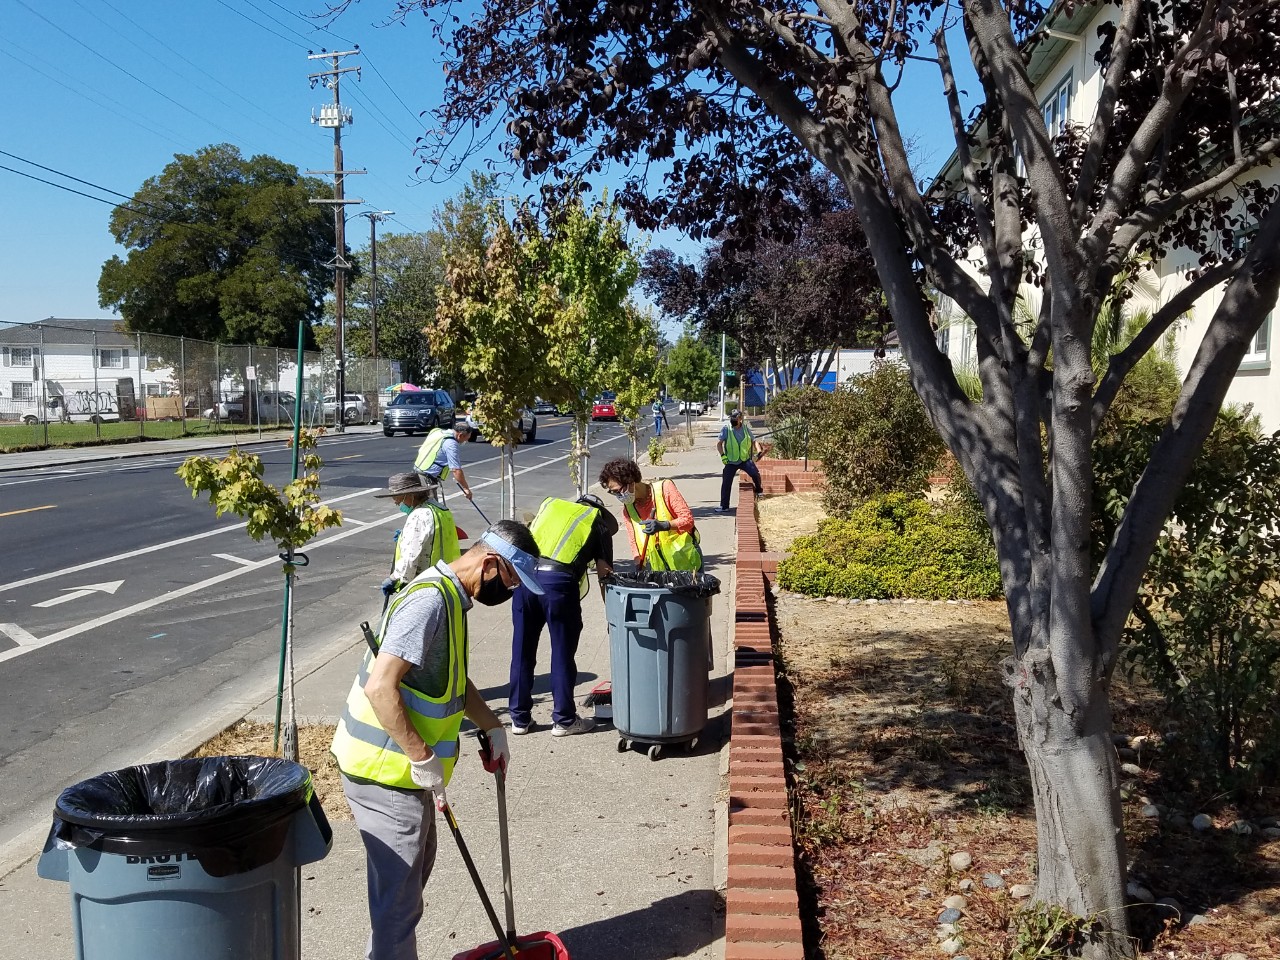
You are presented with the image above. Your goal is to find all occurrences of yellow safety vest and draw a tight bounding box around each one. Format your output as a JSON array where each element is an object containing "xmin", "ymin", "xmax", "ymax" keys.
[
  {"xmin": 413, "ymin": 428, "xmax": 449, "ymax": 473},
  {"xmin": 530, "ymin": 497, "xmax": 597, "ymax": 597},
  {"xmin": 394, "ymin": 502, "xmax": 461, "ymax": 581},
  {"xmin": 331, "ymin": 571, "xmax": 469, "ymax": 790},
  {"xmin": 625, "ymin": 480, "xmax": 702, "ymax": 571},
  {"xmin": 725, "ymin": 425, "xmax": 753, "ymax": 463}
]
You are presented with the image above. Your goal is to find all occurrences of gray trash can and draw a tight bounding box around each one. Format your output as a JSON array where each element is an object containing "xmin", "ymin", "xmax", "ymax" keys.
[
  {"xmin": 605, "ymin": 570, "xmax": 720, "ymax": 760},
  {"xmin": 37, "ymin": 756, "xmax": 332, "ymax": 960}
]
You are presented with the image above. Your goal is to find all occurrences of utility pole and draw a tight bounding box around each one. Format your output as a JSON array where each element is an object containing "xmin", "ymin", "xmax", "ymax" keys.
[
  {"xmin": 719, "ymin": 332, "xmax": 727, "ymax": 421},
  {"xmin": 357, "ymin": 210, "xmax": 394, "ymax": 360},
  {"xmin": 308, "ymin": 48, "xmax": 365, "ymax": 432}
]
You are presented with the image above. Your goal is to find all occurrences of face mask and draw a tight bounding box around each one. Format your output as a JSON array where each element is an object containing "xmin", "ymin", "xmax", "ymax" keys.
[
  {"xmin": 615, "ymin": 488, "xmax": 636, "ymax": 505},
  {"xmin": 399, "ymin": 503, "xmax": 414, "ymax": 515},
  {"xmin": 475, "ymin": 565, "xmax": 515, "ymax": 606}
]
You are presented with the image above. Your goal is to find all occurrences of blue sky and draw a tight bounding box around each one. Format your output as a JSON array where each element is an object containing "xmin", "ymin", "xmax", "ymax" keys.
[{"xmin": 3, "ymin": 1, "xmax": 969, "ymax": 327}]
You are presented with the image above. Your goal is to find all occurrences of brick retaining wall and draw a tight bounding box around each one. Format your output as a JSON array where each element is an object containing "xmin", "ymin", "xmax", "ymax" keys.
[{"xmin": 724, "ymin": 460, "xmax": 825, "ymax": 960}]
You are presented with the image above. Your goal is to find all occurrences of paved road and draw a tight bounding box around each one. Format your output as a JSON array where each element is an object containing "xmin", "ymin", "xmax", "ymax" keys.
[{"xmin": 0, "ymin": 414, "xmax": 641, "ymax": 854}]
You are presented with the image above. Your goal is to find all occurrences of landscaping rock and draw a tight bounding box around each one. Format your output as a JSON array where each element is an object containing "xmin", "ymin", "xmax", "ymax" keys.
[
  {"xmin": 1126, "ymin": 882, "xmax": 1155, "ymax": 903},
  {"xmin": 939, "ymin": 937, "xmax": 964, "ymax": 956},
  {"xmin": 949, "ymin": 851, "xmax": 972, "ymax": 872},
  {"xmin": 1192, "ymin": 813, "xmax": 1214, "ymax": 831},
  {"xmin": 1188, "ymin": 914, "xmax": 1210, "ymax": 927},
  {"xmin": 1117, "ymin": 746, "xmax": 1137, "ymax": 761},
  {"xmin": 1230, "ymin": 819, "xmax": 1253, "ymax": 835},
  {"xmin": 1168, "ymin": 813, "xmax": 1189, "ymax": 829},
  {"xmin": 1112, "ymin": 733, "xmax": 1131, "ymax": 747},
  {"xmin": 1258, "ymin": 815, "xmax": 1278, "ymax": 828},
  {"xmin": 1155, "ymin": 897, "xmax": 1183, "ymax": 918},
  {"xmin": 1262, "ymin": 827, "xmax": 1280, "ymax": 839},
  {"xmin": 938, "ymin": 908, "xmax": 962, "ymax": 924},
  {"xmin": 1120, "ymin": 762, "xmax": 1143, "ymax": 777},
  {"xmin": 981, "ymin": 873, "xmax": 1004, "ymax": 890},
  {"xmin": 1010, "ymin": 884, "xmax": 1034, "ymax": 899},
  {"xmin": 957, "ymin": 879, "xmax": 974, "ymax": 892},
  {"xmin": 1140, "ymin": 805, "xmax": 1161, "ymax": 819},
  {"xmin": 1222, "ymin": 953, "xmax": 1248, "ymax": 960},
  {"xmin": 943, "ymin": 894, "xmax": 967, "ymax": 911}
]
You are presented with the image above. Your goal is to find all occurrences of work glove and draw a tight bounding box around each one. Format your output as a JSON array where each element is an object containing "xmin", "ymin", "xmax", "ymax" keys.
[
  {"xmin": 641, "ymin": 519, "xmax": 671, "ymax": 535},
  {"xmin": 381, "ymin": 577, "xmax": 397, "ymax": 598},
  {"xmin": 410, "ymin": 753, "xmax": 447, "ymax": 810},
  {"xmin": 721, "ymin": 455, "xmax": 730, "ymax": 464},
  {"xmin": 392, "ymin": 529, "xmax": 402, "ymax": 543},
  {"xmin": 479, "ymin": 726, "xmax": 510, "ymax": 775}
]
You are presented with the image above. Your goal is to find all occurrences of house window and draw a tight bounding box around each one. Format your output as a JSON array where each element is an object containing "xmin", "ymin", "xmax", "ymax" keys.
[
  {"xmin": 2, "ymin": 347, "xmax": 36, "ymax": 367},
  {"xmin": 1042, "ymin": 74, "xmax": 1072, "ymax": 139},
  {"xmin": 98, "ymin": 348, "xmax": 129, "ymax": 369},
  {"xmin": 937, "ymin": 325, "xmax": 951, "ymax": 356},
  {"xmin": 12, "ymin": 382, "xmax": 33, "ymax": 401},
  {"xmin": 1242, "ymin": 313, "xmax": 1271, "ymax": 369}
]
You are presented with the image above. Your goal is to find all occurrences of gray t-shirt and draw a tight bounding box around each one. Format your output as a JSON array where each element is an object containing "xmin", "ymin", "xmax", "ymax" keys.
[{"xmin": 379, "ymin": 562, "xmax": 471, "ymax": 685}]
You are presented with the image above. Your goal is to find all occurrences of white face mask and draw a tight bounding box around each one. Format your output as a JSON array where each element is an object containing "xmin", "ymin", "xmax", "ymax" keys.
[{"xmin": 613, "ymin": 488, "xmax": 636, "ymax": 505}]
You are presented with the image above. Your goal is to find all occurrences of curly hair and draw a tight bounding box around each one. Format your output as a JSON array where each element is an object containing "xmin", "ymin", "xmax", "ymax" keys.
[{"xmin": 598, "ymin": 457, "xmax": 642, "ymax": 488}]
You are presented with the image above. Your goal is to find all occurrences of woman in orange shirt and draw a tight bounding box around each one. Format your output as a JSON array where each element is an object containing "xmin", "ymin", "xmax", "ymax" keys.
[{"xmin": 598, "ymin": 458, "xmax": 702, "ymax": 571}]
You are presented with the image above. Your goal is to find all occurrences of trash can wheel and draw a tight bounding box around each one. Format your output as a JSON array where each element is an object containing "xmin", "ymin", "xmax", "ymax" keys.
[
  {"xmin": 617, "ymin": 737, "xmax": 629, "ymax": 753},
  {"xmin": 647, "ymin": 744, "xmax": 661, "ymax": 761},
  {"xmin": 685, "ymin": 737, "xmax": 699, "ymax": 752}
]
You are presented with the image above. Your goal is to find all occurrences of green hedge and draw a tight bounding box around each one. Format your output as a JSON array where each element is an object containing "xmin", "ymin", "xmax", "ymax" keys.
[{"xmin": 777, "ymin": 493, "xmax": 1003, "ymax": 600}]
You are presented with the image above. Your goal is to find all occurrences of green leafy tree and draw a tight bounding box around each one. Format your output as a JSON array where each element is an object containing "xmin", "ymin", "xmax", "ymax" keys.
[
  {"xmin": 431, "ymin": 207, "xmax": 547, "ymax": 514},
  {"xmin": 536, "ymin": 197, "xmax": 641, "ymax": 493},
  {"xmin": 664, "ymin": 334, "xmax": 720, "ymax": 436},
  {"xmin": 610, "ymin": 305, "xmax": 663, "ymax": 463},
  {"xmin": 99, "ymin": 144, "xmax": 336, "ymax": 349}
]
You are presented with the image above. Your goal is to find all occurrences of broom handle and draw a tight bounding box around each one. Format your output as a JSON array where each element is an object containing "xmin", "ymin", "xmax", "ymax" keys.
[{"xmin": 441, "ymin": 800, "xmax": 517, "ymax": 960}]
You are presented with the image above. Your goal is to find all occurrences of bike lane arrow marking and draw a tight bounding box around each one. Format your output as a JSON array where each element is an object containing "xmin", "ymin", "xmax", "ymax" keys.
[{"xmin": 32, "ymin": 580, "xmax": 125, "ymax": 608}]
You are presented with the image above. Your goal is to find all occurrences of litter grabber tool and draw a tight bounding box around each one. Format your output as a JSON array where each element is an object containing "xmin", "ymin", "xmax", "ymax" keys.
[
  {"xmin": 461, "ymin": 483, "xmax": 493, "ymax": 525},
  {"xmin": 452, "ymin": 735, "xmax": 570, "ymax": 960}
]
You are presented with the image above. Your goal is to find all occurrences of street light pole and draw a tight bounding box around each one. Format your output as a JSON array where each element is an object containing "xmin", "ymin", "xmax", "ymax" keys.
[{"xmin": 358, "ymin": 210, "xmax": 394, "ymax": 360}]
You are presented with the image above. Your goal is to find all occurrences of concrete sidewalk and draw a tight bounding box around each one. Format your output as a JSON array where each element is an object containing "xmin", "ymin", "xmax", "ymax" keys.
[{"xmin": 0, "ymin": 415, "xmax": 743, "ymax": 960}]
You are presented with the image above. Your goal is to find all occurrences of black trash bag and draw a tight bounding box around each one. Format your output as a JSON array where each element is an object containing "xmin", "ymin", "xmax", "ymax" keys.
[
  {"xmin": 49, "ymin": 756, "xmax": 330, "ymax": 877},
  {"xmin": 605, "ymin": 569, "xmax": 721, "ymax": 597}
]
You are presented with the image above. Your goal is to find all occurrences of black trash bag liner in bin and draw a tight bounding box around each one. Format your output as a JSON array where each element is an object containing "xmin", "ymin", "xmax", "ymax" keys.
[
  {"xmin": 605, "ymin": 570, "xmax": 721, "ymax": 597},
  {"xmin": 50, "ymin": 756, "xmax": 330, "ymax": 877}
]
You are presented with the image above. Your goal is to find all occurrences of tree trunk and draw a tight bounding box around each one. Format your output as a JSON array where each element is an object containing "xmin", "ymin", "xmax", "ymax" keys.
[{"xmin": 1004, "ymin": 645, "xmax": 1130, "ymax": 957}]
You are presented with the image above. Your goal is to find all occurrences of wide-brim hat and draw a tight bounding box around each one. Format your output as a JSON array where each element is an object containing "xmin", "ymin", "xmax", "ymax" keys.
[{"xmin": 374, "ymin": 472, "xmax": 437, "ymax": 498}]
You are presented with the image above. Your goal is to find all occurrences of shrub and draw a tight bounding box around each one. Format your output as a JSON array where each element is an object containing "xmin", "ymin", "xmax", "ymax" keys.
[
  {"xmin": 1095, "ymin": 412, "xmax": 1280, "ymax": 790},
  {"xmin": 808, "ymin": 361, "xmax": 944, "ymax": 517},
  {"xmin": 768, "ymin": 415, "xmax": 809, "ymax": 460},
  {"xmin": 647, "ymin": 436, "xmax": 667, "ymax": 466},
  {"xmin": 777, "ymin": 493, "xmax": 1003, "ymax": 600}
]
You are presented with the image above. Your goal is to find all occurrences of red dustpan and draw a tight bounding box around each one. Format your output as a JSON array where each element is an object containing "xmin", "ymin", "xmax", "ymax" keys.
[{"xmin": 451, "ymin": 734, "xmax": 570, "ymax": 960}]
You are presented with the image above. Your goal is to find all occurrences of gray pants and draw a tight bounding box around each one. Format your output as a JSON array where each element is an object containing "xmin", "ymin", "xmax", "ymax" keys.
[{"xmin": 342, "ymin": 774, "xmax": 439, "ymax": 960}]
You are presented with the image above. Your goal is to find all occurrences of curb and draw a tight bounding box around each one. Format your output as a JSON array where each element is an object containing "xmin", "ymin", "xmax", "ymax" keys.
[{"xmin": 723, "ymin": 461, "xmax": 823, "ymax": 960}]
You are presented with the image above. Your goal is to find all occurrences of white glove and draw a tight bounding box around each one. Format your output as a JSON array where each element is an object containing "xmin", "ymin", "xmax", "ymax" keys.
[
  {"xmin": 482, "ymin": 726, "xmax": 510, "ymax": 775},
  {"xmin": 409, "ymin": 753, "xmax": 447, "ymax": 809}
]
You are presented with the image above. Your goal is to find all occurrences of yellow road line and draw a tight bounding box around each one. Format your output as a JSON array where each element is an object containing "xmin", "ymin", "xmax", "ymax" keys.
[
  {"xmin": 333, "ymin": 454, "xmax": 363, "ymax": 461},
  {"xmin": 0, "ymin": 504, "xmax": 57, "ymax": 519}
]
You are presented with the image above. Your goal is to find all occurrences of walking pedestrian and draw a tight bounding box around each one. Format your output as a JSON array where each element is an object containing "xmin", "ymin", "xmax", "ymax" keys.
[
  {"xmin": 331, "ymin": 521, "xmax": 543, "ymax": 960},
  {"xmin": 508, "ymin": 494, "xmax": 617, "ymax": 737},
  {"xmin": 652, "ymin": 398, "xmax": 668, "ymax": 437},
  {"xmin": 598, "ymin": 457, "xmax": 702, "ymax": 571},
  {"xmin": 716, "ymin": 409, "xmax": 763, "ymax": 512},
  {"xmin": 374, "ymin": 472, "xmax": 461, "ymax": 598},
  {"xmin": 413, "ymin": 422, "xmax": 475, "ymax": 500}
]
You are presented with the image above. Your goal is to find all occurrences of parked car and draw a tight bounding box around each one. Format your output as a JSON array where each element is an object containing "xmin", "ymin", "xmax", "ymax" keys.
[
  {"xmin": 382, "ymin": 390, "xmax": 456, "ymax": 436},
  {"xmin": 203, "ymin": 391, "xmax": 296, "ymax": 423},
  {"xmin": 321, "ymin": 393, "xmax": 368, "ymax": 424},
  {"xmin": 591, "ymin": 395, "xmax": 619, "ymax": 421},
  {"xmin": 677, "ymin": 399, "xmax": 706, "ymax": 416},
  {"xmin": 464, "ymin": 407, "xmax": 537, "ymax": 444},
  {"xmin": 532, "ymin": 397, "xmax": 559, "ymax": 416}
]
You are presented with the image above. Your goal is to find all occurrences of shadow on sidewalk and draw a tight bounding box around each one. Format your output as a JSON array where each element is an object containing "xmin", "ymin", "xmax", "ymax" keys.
[{"xmin": 556, "ymin": 889, "xmax": 719, "ymax": 960}]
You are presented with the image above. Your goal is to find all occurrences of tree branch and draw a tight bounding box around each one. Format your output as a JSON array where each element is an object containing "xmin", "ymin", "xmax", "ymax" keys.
[
  {"xmin": 1071, "ymin": 0, "xmax": 1143, "ymax": 223},
  {"xmin": 1092, "ymin": 198, "xmax": 1280, "ymax": 666},
  {"xmin": 1090, "ymin": 258, "xmax": 1242, "ymax": 432}
]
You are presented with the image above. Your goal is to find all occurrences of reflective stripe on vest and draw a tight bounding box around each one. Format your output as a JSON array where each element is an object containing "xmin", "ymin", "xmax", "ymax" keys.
[
  {"xmin": 393, "ymin": 502, "xmax": 462, "ymax": 576},
  {"xmin": 624, "ymin": 479, "xmax": 702, "ymax": 571},
  {"xmin": 413, "ymin": 428, "xmax": 449, "ymax": 473},
  {"xmin": 725, "ymin": 426, "xmax": 752, "ymax": 463},
  {"xmin": 331, "ymin": 571, "xmax": 468, "ymax": 789},
  {"xmin": 530, "ymin": 498, "xmax": 596, "ymax": 564}
]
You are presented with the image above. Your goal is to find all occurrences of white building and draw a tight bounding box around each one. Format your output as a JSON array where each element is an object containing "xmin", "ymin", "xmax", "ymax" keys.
[{"xmin": 933, "ymin": 4, "xmax": 1276, "ymax": 432}]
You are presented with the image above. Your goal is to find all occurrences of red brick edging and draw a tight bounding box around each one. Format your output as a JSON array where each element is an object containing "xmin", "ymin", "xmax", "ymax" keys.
[{"xmin": 725, "ymin": 460, "xmax": 824, "ymax": 960}]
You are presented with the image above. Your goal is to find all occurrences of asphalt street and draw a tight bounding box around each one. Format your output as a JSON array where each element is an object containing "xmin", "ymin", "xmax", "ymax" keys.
[{"xmin": 0, "ymin": 413, "xmax": 639, "ymax": 854}]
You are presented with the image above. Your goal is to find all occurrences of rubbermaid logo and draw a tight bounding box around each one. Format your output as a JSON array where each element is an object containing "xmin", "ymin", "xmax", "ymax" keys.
[{"xmin": 147, "ymin": 865, "xmax": 181, "ymax": 880}]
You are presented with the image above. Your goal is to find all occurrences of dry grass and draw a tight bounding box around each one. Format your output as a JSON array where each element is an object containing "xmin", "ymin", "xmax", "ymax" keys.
[
  {"xmin": 189, "ymin": 719, "xmax": 349, "ymax": 821},
  {"xmin": 767, "ymin": 492, "xmax": 1280, "ymax": 960},
  {"xmin": 757, "ymin": 491, "xmax": 826, "ymax": 553}
]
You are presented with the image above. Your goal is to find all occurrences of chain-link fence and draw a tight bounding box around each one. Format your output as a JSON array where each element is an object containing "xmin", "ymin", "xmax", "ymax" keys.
[{"xmin": 0, "ymin": 319, "xmax": 399, "ymax": 450}]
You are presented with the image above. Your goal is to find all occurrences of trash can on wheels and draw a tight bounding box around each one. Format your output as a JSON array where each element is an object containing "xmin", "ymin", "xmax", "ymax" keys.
[
  {"xmin": 604, "ymin": 570, "xmax": 720, "ymax": 761},
  {"xmin": 37, "ymin": 755, "xmax": 333, "ymax": 960}
]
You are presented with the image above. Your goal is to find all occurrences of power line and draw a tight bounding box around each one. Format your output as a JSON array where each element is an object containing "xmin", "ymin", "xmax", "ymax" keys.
[
  {"xmin": 12, "ymin": 0, "xmax": 246, "ymax": 142},
  {"xmin": 211, "ymin": 0, "xmax": 309, "ymax": 50}
]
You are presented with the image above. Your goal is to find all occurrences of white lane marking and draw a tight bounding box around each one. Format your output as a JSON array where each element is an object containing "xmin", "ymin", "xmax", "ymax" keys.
[
  {"xmin": 0, "ymin": 429, "xmax": 632, "ymax": 666},
  {"xmin": 212, "ymin": 553, "xmax": 257, "ymax": 567},
  {"xmin": 31, "ymin": 580, "xmax": 125, "ymax": 609},
  {"xmin": 0, "ymin": 623, "xmax": 38, "ymax": 646},
  {"xmin": 0, "ymin": 487, "xmax": 380, "ymax": 595}
]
